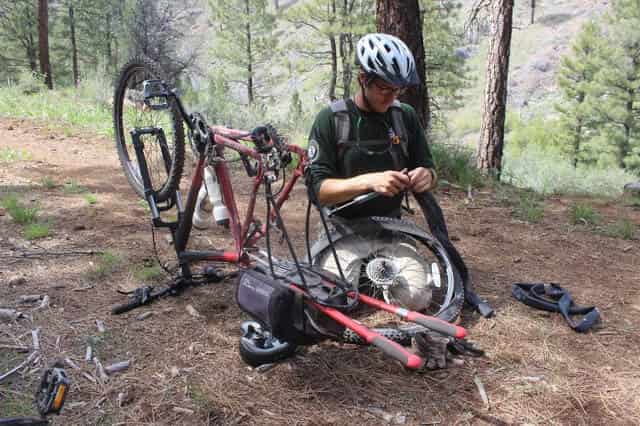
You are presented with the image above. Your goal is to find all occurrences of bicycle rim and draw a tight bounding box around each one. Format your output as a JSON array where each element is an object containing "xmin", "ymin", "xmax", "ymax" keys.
[
  {"xmin": 314, "ymin": 227, "xmax": 463, "ymax": 341},
  {"xmin": 113, "ymin": 57, "xmax": 184, "ymax": 202}
]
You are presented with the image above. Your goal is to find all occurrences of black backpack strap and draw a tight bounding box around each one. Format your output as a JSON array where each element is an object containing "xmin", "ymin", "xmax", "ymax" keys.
[
  {"xmin": 512, "ymin": 283, "xmax": 601, "ymax": 332},
  {"xmin": 330, "ymin": 99, "xmax": 350, "ymax": 150},
  {"xmin": 390, "ymin": 100, "xmax": 409, "ymax": 160}
]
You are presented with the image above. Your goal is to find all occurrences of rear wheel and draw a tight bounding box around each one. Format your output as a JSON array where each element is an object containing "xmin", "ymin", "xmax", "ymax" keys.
[
  {"xmin": 313, "ymin": 223, "xmax": 464, "ymax": 344},
  {"xmin": 113, "ymin": 57, "xmax": 185, "ymax": 202}
]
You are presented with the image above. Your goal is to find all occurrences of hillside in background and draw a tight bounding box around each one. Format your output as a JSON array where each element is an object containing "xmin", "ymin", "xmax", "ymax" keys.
[{"xmin": 452, "ymin": 0, "xmax": 611, "ymax": 143}]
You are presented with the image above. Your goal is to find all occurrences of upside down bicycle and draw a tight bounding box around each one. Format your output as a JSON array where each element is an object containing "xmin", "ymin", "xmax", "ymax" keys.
[{"xmin": 110, "ymin": 57, "xmax": 469, "ymax": 369}]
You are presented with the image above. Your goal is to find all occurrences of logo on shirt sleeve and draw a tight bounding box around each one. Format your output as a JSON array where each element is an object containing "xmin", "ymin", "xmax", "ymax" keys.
[{"xmin": 308, "ymin": 139, "xmax": 320, "ymax": 163}]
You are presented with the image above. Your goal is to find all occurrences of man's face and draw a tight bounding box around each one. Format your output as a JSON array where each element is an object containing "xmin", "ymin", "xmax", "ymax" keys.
[{"xmin": 361, "ymin": 76, "xmax": 405, "ymax": 113}]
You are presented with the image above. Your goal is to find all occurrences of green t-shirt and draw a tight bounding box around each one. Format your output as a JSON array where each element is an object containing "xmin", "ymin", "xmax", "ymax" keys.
[{"xmin": 305, "ymin": 99, "xmax": 435, "ymax": 219}]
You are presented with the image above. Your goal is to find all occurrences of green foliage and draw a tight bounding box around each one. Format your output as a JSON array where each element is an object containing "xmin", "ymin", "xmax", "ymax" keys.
[
  {"xmin": 24, "ymin": 222, "xmax": 51, "ymax": 240},
  {"xmin": 209, "ymin": 0, "xmax": 277, "ymax": 106},
  {"xmin": 503, "ymin": 142, "xmax": 637, "ymax": 197},
  {"xmin": 0, "ymin": 1, "xmax": 38, "ymax": 82},
  {"xmin": 63, "ymin": 179, "xmax": 88, "ymax": 194},
  {"xmin": 555, "ymin": 21, "xmax": 603, "ymax": 167},
  {"xmin": 84, "ymin": 193, "xmax": 98, "ymax": 205},
  {"xmin": 0, "ymin": 147, "xmax": 32, "ymax": 163},
  {"xmin": 505, "ymin": 114, "xmax": 562, "ymax": 155},
  {"xmin": 0, "ymin": 82, "xmax": 113, "ymax": 137},
  {"xmin": 512, "ymin": 192, "xmax": 545, "ymax": 223},
  {"xmin": 431, "ymin": 142, "xmax": 484, "ymax": 188},
  {"xmin": 568, "ymin": 203, "xmax": 600, "ymax": 225},
  {"xmin": 422, "ymin": 0, "xmax": 470, "ymax": 118},
  {"xmin": 133, "ymin": 261, "xmax": 164, "ymax": 282},
  {"xmin": 1, "ymin": 194, "xmax": 38, "ymax": 225},
  {"xmin": 41, "ymin": 176, "xmax": 57, "ymax": 189},
  {"xmin": 602, "ymin": 219, "xmax": 637, "ymax": 240},
  {"xmin": 87, "ymin": 251, "xmax": 123, "ymax": 281}
]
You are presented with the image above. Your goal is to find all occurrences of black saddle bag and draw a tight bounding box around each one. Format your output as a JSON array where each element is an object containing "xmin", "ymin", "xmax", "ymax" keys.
[{"xmin": 236, "ymin": 267, "xmax": 344, "ymax": 345}]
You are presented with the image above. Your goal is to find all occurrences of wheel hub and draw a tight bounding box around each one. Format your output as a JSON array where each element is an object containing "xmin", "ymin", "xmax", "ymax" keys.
[{"xmin": 365, "ymin": 256, "xmax": 399, "ymax": 287}]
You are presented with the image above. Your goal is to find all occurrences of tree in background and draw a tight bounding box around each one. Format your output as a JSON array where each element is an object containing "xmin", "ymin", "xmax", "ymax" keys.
[
  {"xmin": 555, "ymin": 21, "xmax": 602, "ymax": 168},
  {"xmin": 130, "ymin": 0, "xmax": 200, "ymax": 82},
  {"xmin": 477, "ymin": 0, "xmax": 513, "ymax": 177},
  {"xmin": 591, "ymin": 0, "xmax": 640, "ymax": 171},
  {"xmin": 0, "ymin": 1, "xmax": 39, "ymax": 79},
  {"xmin": 285, "ymin": 0, "xmax": 373, "ymax": 101},
  {"xmin": 38, "ymin": 0, "xmax": 53, "ymax": 89},
  {"xmin": 210, "ymin": 0, "xmax": 276, "ymax": 105},
  {"xmin": 376, "ymin": 0, "xmax": 429, "ymax": 127},
  {"xmin": 422, "ymin": 0, "xmax": 469, "ymax": 127}
]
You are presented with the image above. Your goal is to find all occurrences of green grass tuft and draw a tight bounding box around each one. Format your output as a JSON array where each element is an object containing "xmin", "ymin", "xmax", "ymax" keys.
[
  {"xmin": 133, "ymin": 261, "xmax": 164, "ymax": 282},
  {"xmin": 512, "ymin": 192, "xmax": 545, "ymax": 223},
  {"xmin": 431, "ymin": 142, "xmax": 485, "ymax": 189},
  {"xmin": 1, "ymin": 194, "xmax": 38, "ymax": 224},
  {"xmin": 0, "ymin": 147, "xmax": 32, "ymax": 162},
  {"xmin": 87, "ymin": 251, "xmax": 123, "ymax": 281},
  {"xmin": 602, "ymin": 219, "xmax": 637, "ymax": 240},
  {"xmin": 40, "ymin": 176, "xmax": 56, "ymax": 189},
  {"xmin": 24, "ymin": 223, "xmax": 51, "ymax": 240},
  {"xmin": 84, "ymin": 193, "xmax": 98, "ymax": 205},
  {"xmin": 568, "ymin": 203, "xmax": 600, "ymax": 225},
  {"xmin": 63, "ymin": 179, "xmax": 88, "ymax": 194}
]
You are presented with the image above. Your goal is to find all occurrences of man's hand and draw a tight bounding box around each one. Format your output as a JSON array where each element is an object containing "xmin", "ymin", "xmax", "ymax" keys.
[
  {"xmin": 408, "ymin": 167, "xmax": 436, "ymax": 193},
  {"xmin": 368, "ymin": 170, "xmax": 411, "ymax": 197}
]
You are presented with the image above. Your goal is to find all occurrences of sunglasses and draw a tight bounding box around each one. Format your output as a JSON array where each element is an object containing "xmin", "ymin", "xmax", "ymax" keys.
[{"xmin": 370, "ymin": 80, "xmax": 406, "ymax": 96}]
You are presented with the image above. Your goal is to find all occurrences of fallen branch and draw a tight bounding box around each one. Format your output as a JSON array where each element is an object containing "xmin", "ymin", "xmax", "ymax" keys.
[
  {"xmin": 0, "ymin": 309, "xmax": 23, "ymax": 322},
  {"xmin": 474, "ymin": 376, "xmax": 490, "ymax": 407},
  {"xmin": 18, "ymin": 295, "xmax": 42, "ymax": 304},
  {"xmin": 0, "ymin": 351, "xmax": 38, "ymax": 383},
  {"xmin": 96, "ymin": 320, "xmax": 106, "ymax": 333},
  {"xmin": 105, "ymin": 360, "xmax": 131, "ymax": 375},
  {"xmin": 85, "ymin": 346, "xmax": 93, "ymax": 362},
  {"xmin": 0, "ymin": 249, "xmax": 102, "ymax": 260},
  {"xmin": 93, "ymin": 357, "xmax": 108, "ymax": 383},
  {"xmin": 31, "ymin": 328, "xmax": 40, "ymax": 351},
  {"xmin": 0, "ymin": 345, "xmax": 29, "ymax": 352}
]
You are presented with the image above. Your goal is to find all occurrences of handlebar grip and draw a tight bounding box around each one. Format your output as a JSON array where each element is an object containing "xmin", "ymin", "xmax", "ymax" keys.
[
  {"xmin": 371, "ymin": 336, "xmax": 425, "ymax": 370},
  {"xmin": 406, "ymin": 313, "xmax": 467, "ymax": 339}
]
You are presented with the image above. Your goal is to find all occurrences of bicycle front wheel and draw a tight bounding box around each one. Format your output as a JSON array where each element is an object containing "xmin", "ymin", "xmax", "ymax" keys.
[{"xmin": 113, "ymin": 57, "xmax": 185, "ymax": 202}]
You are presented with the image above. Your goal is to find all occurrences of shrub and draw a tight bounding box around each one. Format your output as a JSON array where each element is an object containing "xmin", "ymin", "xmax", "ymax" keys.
[
  {"xmin": 431, "ymin": 142, "xmax": 485, "ymax": 188},
  {"xmin": 568, "ymin": 203, "xmax": 600, "ymax": 225}
]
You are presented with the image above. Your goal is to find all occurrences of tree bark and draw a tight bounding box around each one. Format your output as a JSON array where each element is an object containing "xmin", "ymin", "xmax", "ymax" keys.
[
  {"xmin": 328, "ymin": 34, "xmax": 338, "ymax": 101},
  {"xmin": 477, "ymin": 0, "xmax": 514, "ymax": 177},
  {"xmin": 375, "ymin": 0, "xmax": 429, "ymax": 129},
  {"xmin": 531, "ymin": 0, "xmax": 535, "ymax": 24},
  {"xmin": 69, "ymin": 4, "xmax": 79, "ymax": 87},
  {"xmin": 245, "ymin": 0, "xmax": 254, "ymax": 104},
  {"xmin": 38, "ymin": 0, "xmax": 52, "ymax": 89}
]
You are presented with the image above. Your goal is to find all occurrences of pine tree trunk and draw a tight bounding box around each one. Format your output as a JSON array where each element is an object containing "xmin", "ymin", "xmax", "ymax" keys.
[
  {"xmin": 477, "ymin": 0, "xmax": 514, "ymax": 177},
  {"xmin": 339, "ymin": 33, "xmax": 353, "ymax": 99},
  {"xmin": 531, "ymin": 0, "xmax": 535, "ymax": 24},
  {"xmin": 69, "ymin": 4, "xmax": 79, "ymax": 87},
  {"xmin": 375, "ymin": 0, "xmax": 429, "ymax": 129},
  {"xmin": 27, "ymin": 34, "xmax": 38, "ymax": 72},
  {"xmin": 38, "ymin": 0, "xmax": 52, "ymax": 89},
  {"xmin": 329, "ymin": 34, "xmax": 337, "ymax": 101},
  {"xmin": 245, "ymin": 0, "xmax": 254, "ymax": 104}
]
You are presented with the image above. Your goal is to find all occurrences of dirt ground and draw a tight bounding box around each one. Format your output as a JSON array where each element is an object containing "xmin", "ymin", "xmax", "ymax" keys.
[{"xmin": 1, "ymin": 116, "xmax": 639, "ymax": 425}]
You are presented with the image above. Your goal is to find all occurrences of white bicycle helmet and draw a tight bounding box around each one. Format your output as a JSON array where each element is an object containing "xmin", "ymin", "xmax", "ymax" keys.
[{"xmin": 356, "ymin": 33, "xmax": 419, "ymax": 87}]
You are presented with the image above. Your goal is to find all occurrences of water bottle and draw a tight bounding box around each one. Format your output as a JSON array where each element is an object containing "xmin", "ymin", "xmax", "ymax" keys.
[{"xmin": 204, "ymin": 166, "xmax": 229, "ymax": 226}]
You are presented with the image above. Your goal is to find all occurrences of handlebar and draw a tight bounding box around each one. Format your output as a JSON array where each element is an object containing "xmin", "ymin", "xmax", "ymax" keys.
[{"xmin": 326, "ymin": 192, "xmax": 381, "ymax": 217}]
